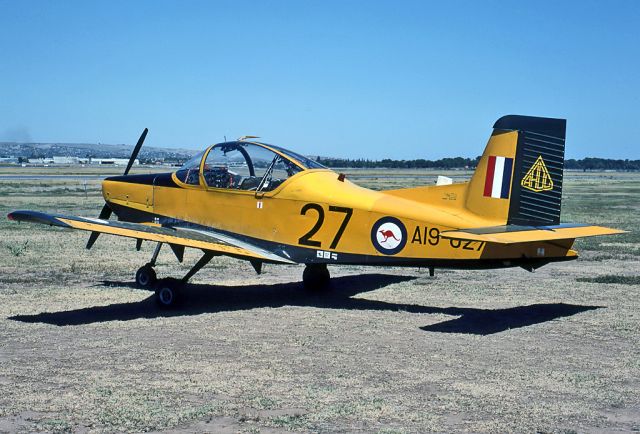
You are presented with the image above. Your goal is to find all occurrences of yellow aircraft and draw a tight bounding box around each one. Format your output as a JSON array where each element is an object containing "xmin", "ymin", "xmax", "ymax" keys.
[{"xmin": 7, "ymin": 115, "xmax": 624, "ymax": 307}]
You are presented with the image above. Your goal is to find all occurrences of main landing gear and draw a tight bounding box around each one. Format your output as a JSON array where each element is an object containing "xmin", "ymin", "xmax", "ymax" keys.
[
  {"xmin": 134, "ymin": 242, "xmax": 216, "ymax": 308},
  {"xmin": 303, "ymin": 263, "xmax": 331, "ymax": 291},
  {"xmin": 136, "ymin": 246, "xmax": 332, "ymax": 306}
]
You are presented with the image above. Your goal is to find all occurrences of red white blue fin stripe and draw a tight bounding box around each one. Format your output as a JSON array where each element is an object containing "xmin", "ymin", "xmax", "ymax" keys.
[{"xmin": 483, "ymin": 156, "xmax": 513, "ymax": 199}]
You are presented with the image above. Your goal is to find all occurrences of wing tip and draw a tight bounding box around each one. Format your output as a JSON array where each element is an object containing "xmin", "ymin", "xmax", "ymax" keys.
[
  {"xmin": 597, "ymin": 226, "xmax": 628, "ymax": 235},
  {"xmin": 5, "ymin": 210, "xmax": 71, "ymax": 228}
]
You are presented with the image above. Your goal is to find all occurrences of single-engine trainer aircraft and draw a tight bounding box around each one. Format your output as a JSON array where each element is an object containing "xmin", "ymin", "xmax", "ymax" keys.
[{"xmin": 7, "ymin": 115, "xmax": 624, "ymax": 307}]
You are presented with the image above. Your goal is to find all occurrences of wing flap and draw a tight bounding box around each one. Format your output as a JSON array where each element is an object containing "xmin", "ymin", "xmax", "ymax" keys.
[
  {"xmin": 441, "ymin": 224, "xmax": 626, "ymax": 244},
  {"xmin": 7, "ymin": 210, "xmax": 294, "ymax": 264}
]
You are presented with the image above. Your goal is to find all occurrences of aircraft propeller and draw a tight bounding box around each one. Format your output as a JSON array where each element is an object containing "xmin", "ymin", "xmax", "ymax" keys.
[{"xmin": 86, "ymin": 128, "xmax": 148, "ymax": 249}]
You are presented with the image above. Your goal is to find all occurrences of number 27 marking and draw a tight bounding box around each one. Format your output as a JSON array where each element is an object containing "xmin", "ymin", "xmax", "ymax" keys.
[{"xmin": 298, "ymin": 204, "xmax": 353, "ymax": 249}]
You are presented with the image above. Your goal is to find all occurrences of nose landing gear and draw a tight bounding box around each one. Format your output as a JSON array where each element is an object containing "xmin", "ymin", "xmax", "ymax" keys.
[
  {"xmin": 154, "ymin": 277, "xmax": 182, "ymax": 308},
  {"xmin": 153, "ymin": 251, "xmax": 216, "ymax": 308},
  {"xmin": 135, "ymin": 264, "xmax": 157, "ymax": 288},
  {"xmin": 135, "ymin": 242, "xmax": 163, "ymax": 289},
  {"xmin": 133, "ymin": 242, "xmax": 216, "ymax": 308}
]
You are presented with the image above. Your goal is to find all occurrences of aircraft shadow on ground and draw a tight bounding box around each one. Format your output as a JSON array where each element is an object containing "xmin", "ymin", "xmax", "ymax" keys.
[{"xmin": 9, "ymin": 274, "xmax": 601, "ymax": 335}]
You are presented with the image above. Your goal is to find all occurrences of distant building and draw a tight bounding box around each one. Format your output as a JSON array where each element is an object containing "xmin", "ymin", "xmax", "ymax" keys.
[
  {"xmin": 90, "ymin": 158, "xmax": 139, "ymax": 166},
  {"xmin": 24, "ymin": 156, "xmax": 133, "ymax": 165},
  {"xmin": 28, "ymin": 158, "xmax": 54, "ymax": 164},
  {"xmin": 53, "ymin": 156, "xmax": 78, "ymax": 164},
  {"xmin": 0, "ymin": 157, "xmax": 19, "ymax": 164}
]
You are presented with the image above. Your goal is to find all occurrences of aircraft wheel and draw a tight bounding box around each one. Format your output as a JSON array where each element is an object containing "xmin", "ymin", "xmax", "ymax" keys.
[
  {"xmin": 303, "ymin": 264, "xmax": 331, "ymax": 291},
  {"xmin": 135, "ymin": 265, "xmax": 157, "ymax": 288},
  {"xmin": 155, "ymin": 278, "xmax": 182, "ymax": 308}
]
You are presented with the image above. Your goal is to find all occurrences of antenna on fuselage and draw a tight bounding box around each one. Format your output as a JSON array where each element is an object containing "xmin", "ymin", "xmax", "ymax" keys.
[{"xmin": 238, "ymin": 135, "xmax": 260, "ymax": 141}]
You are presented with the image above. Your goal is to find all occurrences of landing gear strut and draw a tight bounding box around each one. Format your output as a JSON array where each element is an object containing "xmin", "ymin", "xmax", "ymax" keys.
[
  {"xmin": 154, "ymin": 251, "xmax": 216, "ymax": 308},
  {"xmin": 135, "ymin": 242, "xmax": 162, "ymax": 288},
  {"xmin": 303, "ymin": 264, "xmax": 331, "ymax": 291}
]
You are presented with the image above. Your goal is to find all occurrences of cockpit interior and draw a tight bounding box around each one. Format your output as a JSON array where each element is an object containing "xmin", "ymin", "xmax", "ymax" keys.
[{"xmin": 174, "ymin": 141, "xmax": 325, "ymax": 192}]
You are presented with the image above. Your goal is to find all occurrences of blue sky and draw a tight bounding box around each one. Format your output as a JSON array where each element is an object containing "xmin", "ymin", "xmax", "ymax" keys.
[{"xmin": 1, "ymin": 1, "xmax": 638, "ymax": 159}]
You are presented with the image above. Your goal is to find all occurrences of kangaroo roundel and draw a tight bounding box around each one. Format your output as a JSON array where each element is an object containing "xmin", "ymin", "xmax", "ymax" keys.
[{"xmin": 371, "ymin": 217, "xmax": 407, "ymax": 255}]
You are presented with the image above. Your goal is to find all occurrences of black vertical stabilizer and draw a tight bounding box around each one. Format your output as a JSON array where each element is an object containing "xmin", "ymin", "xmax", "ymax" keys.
[{"xmin": 493, "ymin": 115, "xmax": 566, "ymax": 226}]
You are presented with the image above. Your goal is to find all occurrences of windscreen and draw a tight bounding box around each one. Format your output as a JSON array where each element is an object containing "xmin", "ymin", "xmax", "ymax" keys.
[
  {"xmin": 175, "ymin": 151, "xmax": 205, "ymax": 185},
  {"xmin": 203, "ymin": 143, "xmax": 301, "ymax": 191},
  {"xmin": 266, "ymin": 144, "xmax": 326, "ymax": 169}
]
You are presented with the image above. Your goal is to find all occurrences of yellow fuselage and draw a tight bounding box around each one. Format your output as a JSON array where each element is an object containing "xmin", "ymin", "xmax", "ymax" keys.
[{"xmin": 102, "ymin": 168, "xmax": 576, "ymax": 268}]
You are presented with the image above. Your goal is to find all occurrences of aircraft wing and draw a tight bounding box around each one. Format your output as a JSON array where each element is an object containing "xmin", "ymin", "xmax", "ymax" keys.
[
  {"xmin": 441, "ymin": 224, "xmax": 626, "ymax": 244},
  {"xmin": 7, "ymin": 210, "xmax": 295, "ymax": 264}
]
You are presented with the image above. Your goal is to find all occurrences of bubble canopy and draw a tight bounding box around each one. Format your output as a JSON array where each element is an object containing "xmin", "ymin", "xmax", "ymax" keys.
[{"xmin": 174, "ymin": 141, "xmax": 325, "ymax": 192}]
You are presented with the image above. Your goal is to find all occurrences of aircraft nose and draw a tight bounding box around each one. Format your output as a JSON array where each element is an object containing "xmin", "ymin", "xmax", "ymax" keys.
[
  {"xmin": 100, "ymin": 174, "xmax": 155, "ymax": 216},
  {"xmin": 101, "ymin": 178, "xmax": 113, "ymax": 207}
]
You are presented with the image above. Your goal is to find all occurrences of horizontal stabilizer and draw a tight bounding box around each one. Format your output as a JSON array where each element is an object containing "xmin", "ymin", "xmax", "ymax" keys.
[{"xmin": 441, "ymin": 224, "xmax": 625, "ymax": 244}]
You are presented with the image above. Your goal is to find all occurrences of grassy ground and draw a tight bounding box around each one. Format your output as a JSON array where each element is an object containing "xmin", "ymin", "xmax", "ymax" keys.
[{"xmin": 0, "ymin": 168, "xmax": 638, "ymax": 433}]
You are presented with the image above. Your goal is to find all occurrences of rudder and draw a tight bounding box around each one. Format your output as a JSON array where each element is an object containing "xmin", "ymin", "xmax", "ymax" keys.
[
  {"xmin": 499, "ymin": 115, "xmax": 566, "ymax": 226},
  {"xmin": 466, "ymin": 115, "xmax": 566, "ymax": 226}
]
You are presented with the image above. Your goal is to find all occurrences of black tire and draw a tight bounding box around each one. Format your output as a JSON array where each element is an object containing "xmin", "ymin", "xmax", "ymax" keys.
[
  {"xmin": 154, "ymin": 278, "xmax": 182, "ymax": 308},
  {"xmin": 303, "ymin": 264, "xmax": 331, "ymax": 291},
  {"xmin": 135, "ymin": 265, "xmax": 157, "ymax": 288}
]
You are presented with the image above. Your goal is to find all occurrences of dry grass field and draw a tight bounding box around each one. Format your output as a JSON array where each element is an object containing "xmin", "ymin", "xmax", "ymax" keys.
[{"xmin": 0, "ymin": 168, "xmax": 638, "ymax": 433}]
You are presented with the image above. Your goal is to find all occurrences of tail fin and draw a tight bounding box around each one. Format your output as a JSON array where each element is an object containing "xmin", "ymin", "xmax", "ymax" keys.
[{"xmin": 466, "ymin": 115, "xmax": 566, "ymax": 226}]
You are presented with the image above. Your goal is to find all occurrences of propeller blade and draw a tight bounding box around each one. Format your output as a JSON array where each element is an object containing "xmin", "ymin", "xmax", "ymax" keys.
[
  {"xmin": 85, "ymin": 204, "xmax": 112, "ymax": 249},
  {"xmin": 86, "ymin": 231, "xmax": 100, "ymax": 250},
  {"xmin": 123, "ymin": 128, "xmax": 148, "ymax": 176},
  {"xmin": 97, "ymin": 203, "xmax": 112, "ymax": 220},
  {"xmin": 86, "ymin": 128, "xmax": 146, "ymax": 249}
]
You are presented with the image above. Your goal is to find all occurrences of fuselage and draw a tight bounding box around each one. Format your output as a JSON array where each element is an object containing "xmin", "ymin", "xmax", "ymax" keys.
[{"xmin": 101, "ymin": 140, "xmax": 577, "ymax": 269}]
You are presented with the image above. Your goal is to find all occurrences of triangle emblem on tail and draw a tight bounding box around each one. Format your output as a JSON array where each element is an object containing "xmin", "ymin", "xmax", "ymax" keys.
[{"xmin": 521, "ymin": 156, "xmax": 554, "ymax": 192}]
